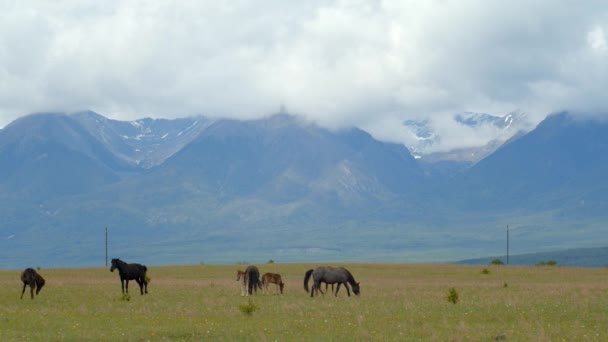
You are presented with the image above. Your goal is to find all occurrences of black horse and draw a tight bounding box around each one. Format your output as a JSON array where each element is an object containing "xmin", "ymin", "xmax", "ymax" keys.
[
  {"xmin": 20, "ymin": 268, "xmax": 45, "ymax": 300},
  {"xmin": 110, "ymin": 258, "xmax": 148, "ymax": 295},
  {"xmin": 236, "ymin": 265, "xmax": 262, "ymax": 296},
  {"xmin": 304, "ymin": 266, "xmax": 360, "ymax": 297}
]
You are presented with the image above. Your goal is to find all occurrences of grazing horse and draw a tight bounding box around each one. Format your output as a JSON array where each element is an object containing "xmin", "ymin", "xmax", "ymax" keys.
[
  {"xmin": 261, "ymin": 272, "xmax": 285, "ymax": 294},
  {"xmin": 236, "ymin": 265, "xmax": 262, "ymax": 296},
  {"xmin": 304, "ymin": 266, "xmax": 360, "ymax": 298},
  {"xmin": 20, "ymin": 268, "xmax": 45, "ymax": 300},
  {"xmin": 110, "ymin": 258, "xmax": 148, "ymax": 295}
]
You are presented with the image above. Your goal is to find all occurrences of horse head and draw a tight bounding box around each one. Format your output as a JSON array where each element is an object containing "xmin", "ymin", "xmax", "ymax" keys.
[
  {"xmin": 110, "ymin": 258, "xmax": 120, "ymax": 272},
  {"xmin": 352, "ymin": 282, "xmax": 361, "ymax": 295},
  {"xmin": 236, "ymin": 270, "xmax": 244, "ymax": 282},
  {"xmin": 36, "ymin": 276, "xmax": 45, "ymax": 294}
]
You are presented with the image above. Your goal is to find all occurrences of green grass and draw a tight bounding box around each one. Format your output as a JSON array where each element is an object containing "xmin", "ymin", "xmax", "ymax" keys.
[{"xmin": 1, "ymin": 263, "xmax": 606, "ymax": 341}]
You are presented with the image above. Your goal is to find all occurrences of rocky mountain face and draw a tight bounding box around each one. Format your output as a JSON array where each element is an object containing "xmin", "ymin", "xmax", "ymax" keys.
[{"xmin": 1, "ymin": 110, "xmax": 606, "ymax": 268}]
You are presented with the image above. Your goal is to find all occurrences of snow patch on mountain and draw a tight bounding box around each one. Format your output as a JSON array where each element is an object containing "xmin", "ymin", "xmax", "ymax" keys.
[{"xmin": 403, "ymin": 110, "xmax": 533, "ymax": 163}]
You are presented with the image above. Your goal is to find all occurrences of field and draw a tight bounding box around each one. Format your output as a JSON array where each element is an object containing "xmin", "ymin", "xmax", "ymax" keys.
[{"xmin": 1, "ymin": 263, "xmax": 606, "ymax": 341}]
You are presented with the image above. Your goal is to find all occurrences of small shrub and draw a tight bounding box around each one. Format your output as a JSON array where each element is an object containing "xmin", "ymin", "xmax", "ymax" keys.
[
  {"xmin": 446, "ymin": 288, "xmax": 459, "ymax": 304},
  {"xmin": 267, "ymin": 259, "xmax": 275, "ymax": 264},
  {"xmin": 536, "ymin": 260, "xmax": 557, "ymax": 266},
  {"xmin": 503, "ymin": 282, "xmax": 508, "ymax": 288},
  {"xmin": 490, "ymin": 258, "xmax": 504, "ymax": 265},
  {"xmin": 239, "ymin": 298, "xmax": 259, "ymax": 315},
  {"xmin": 36, "ymin": 266, "xmax": 41, "ymax": 271},
  {"xmin": 481, "ymin": 268, "xmax": 490, "ymax": 274}
]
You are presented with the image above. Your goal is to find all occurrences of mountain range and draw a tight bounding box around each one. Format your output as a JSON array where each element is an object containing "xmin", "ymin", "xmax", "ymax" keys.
[{"xmin": 1, "ymin": 110, "xmax": 607, "ymax": 268}]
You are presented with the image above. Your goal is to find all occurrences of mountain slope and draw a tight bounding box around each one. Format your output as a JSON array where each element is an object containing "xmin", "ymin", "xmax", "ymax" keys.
[
  {"xmin": 454, "ymin": 112, "xmax": 608, "ymax": 212},
  {"xmin": 154, "ymin": 114, "xmax": 423, "ymax": 204},
  {"xmin": 71, "ymin": 111, "xmax": 211, "ymax": 168},
  {"xmin": 0, "ymin": 113, "xmax": 130, "ymax": 198},
  {"xmin": 1, "ymin": 110, "xmax": 608, "ymax": 268}
]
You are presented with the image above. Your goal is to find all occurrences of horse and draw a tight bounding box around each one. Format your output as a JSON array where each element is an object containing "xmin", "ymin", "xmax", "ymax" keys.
[
  {"xmin": 110, "ymin": 258, "xmax": 148, "ymax": 295},
  {"xmin": 236, "ymin": 265, "xmax": 262, "ymax": 296},
  {"xmin": 304, "ymin": 266, "xmax": 360, "ymax": 297},
  {"xmin": 261, "ymin": 272, "xmax": 284, "ymax": 294},
  {"xmin": 20, "ymin": 268, "xmax": 45, "ymax": 300}
]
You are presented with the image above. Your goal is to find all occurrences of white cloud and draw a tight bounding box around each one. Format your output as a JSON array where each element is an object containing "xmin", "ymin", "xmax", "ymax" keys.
[{"xmin": 1, "ymin": 1, "xmax": 608, "ymax": 151}]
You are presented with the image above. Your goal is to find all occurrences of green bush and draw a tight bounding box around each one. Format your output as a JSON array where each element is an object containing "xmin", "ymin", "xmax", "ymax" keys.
[
  {"xmin": 267, "ymin": 259, "xmax": 275, "ymax": 264},
  {"xmin": 238, "ymin": 298, "xmax": 259, "ymax": 315},
  {"xmin": 481, "ymin": 268, "xmax": 490, "ymax": 274},
  {"xmin": 490, "ymin": 258, "xmax": 504, "ymax": 265},
  {"xmin": 536, "ymin": 260, "xmax": 558, "ymax": 266},
  {"xmin": 446, "ymin": 288, "xmax": 459, "ymax": 304}
]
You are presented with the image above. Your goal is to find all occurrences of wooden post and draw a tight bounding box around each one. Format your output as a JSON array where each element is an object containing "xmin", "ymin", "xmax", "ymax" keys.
[{"xmin": 506, "ymin": 225, "xmax": 509, "ymax": 265}]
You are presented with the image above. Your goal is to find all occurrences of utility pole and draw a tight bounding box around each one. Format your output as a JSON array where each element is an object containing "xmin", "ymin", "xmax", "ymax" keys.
[
  {"xmin": 105, "ymin": 226, "xmax": 108, "ymax": 267},
  {"xmin": 506, "ymin": 225, "xmax": 509, "ymax": 265}
]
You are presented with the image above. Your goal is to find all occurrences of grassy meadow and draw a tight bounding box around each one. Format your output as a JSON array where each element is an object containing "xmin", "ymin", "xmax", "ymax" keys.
[{"xmin": 1, "ymin": 263, "xmax": 606, "ymax": 341}]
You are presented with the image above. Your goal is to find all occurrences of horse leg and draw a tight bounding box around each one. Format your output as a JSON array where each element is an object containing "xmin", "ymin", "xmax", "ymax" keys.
[
  {"xmin": 20, "ymin": 282, "xmax": 27, "ymax": 299},
  {"xmin": 312, "ymin": 280, "xmax": 322, "ymax": 297},
  {"xmin": 344, "ymin": 282, "xmax": 351, "ymax": 297},
  {"xmin": 317, "ymin": 282, "xmax": 325, "ymax": 296},
  {"xmin": 125, "ymin": 279, "xmax": 129, "ymax": 294},
  {"xmin": 135, "ymin": 278, "xmax": 143, "ymax": 295},
  {"xmin": 335, "ymin": 283, "xmax": 341, "ymax": 296}
]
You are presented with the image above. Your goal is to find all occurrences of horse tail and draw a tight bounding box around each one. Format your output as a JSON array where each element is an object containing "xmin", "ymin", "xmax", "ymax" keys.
[{"xmin": 303, "ymin": 269, "xmax": 313, "ymax": 293}]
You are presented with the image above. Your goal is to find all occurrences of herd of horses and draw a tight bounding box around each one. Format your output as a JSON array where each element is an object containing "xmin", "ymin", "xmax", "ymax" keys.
[
  {"xmin": 237, "ymin": 265, "xmax": 360, "ymax": 297},
  {"xmin": 19, "ymin": 259, "xmax": 360, "ymax": 299}
]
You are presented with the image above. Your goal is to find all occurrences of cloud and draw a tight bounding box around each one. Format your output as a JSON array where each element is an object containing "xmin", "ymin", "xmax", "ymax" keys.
[{"xmin": 1, "ymin": 1, "xmax": 608, "ymax": 152}]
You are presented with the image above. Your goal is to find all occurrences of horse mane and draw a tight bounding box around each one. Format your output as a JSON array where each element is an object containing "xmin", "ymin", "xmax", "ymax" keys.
[{"xmin": 340, "ymin": 267, "xmax": 358, "ymax": 286}]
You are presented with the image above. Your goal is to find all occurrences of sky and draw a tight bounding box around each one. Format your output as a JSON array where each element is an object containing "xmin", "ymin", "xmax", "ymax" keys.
[{"xmin": 1, "ymin": 1, "xmax": 607, "ymax": 152}]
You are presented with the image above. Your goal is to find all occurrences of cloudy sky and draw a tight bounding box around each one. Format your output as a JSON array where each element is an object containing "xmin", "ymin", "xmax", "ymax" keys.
[{"xmin": 1, "ymin": 1, "xmax": 607, "ymax": 151}]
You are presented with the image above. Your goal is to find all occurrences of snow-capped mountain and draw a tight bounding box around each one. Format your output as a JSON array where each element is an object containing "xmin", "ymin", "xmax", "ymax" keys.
[
  {"xmin": 71, "ymin": 111, "xmax": 212, "ymax": 168},
  {"xmin": 1, "ymin": 110, "xmax": 608, "ymax": 268},
  {"xmin": 403, "ymin": 110, "xmax": 532, "ymax": 163}
]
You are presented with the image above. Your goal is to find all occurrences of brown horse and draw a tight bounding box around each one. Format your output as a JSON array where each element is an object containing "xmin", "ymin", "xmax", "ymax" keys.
[
  {"xmin": 20, "ymin": 268, "xmax": 45, "ymax": 300},
  {"xmin": 261, "ymin": 272, "xmax": 284, "ymax": 294},
  {"xmin": 236, "ymin": 265, "xmax": 262, "ymax": 296}
]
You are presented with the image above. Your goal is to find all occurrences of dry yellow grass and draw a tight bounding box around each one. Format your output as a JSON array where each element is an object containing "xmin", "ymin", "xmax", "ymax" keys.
[{"xmin": 0, "ymin": 263, "xmax": 606, "ymax": 341}]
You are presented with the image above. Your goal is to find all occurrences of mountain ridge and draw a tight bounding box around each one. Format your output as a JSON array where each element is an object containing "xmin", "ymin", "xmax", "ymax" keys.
[{"xmin": 1, "ymin": 110, "xmax": 607, "ymax": 268}]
